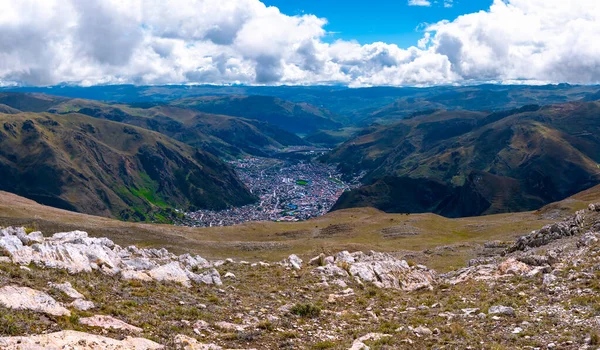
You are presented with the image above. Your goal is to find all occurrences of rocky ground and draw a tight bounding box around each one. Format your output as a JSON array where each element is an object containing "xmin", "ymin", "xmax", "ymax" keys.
[{"xmin": 1, "ymin": 205, "xmax": 600, "ymax": 349}]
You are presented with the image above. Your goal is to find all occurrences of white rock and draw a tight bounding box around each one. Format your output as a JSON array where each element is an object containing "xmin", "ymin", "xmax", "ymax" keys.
[
  {"xmin": 286, "ymin": 254, "xmax": 303, "ymax": 270},
  {"xmin": 121, "ymin": 269, "xmax": 153, "ymax": 282},
  {"xmin": 174, "ymin": 334, "xmax": 222, "ymax": 350},
  {"xmin": 49, "ymin": 281, "xmax": 85, "ymax": 299},
  {"xmin": 214, "ymin": 321, "xmax": 246, "ymax": 332},
  {"xmin": 71, "ymin": 299, "xmax": 96, "ymax": 311},
  {"xmin": 223, "ymin": 272, "xmax": 236, "ymax": 279},
  {"xmin": 0, "ymin": 285, "xmax": 70, "ymax": 316},
  {"xmin": 0, "ymin": 330, "xmax": 162, "ymax": 350},
  {"xmin": 349, "ymin": 333, "xmax": 391, "ymax": 350},
  {"xmin": 488, "ymin": 305, "xmax": 515, "ymax": 316},
  {"xmin": 80, "ymin": 315, "xmax": 142, "ymax": 333},
  {"xmin": 188, "ymin": 268, "xmax": 223, "ymax": 286},
  {"xmin": 148, "ymin": 262, "xmax": 191, "ymax": 287}
]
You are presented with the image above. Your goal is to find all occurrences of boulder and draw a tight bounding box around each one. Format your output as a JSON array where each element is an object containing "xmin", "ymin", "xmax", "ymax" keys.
[
  {"xmin": 71, "ymin": 299, "xmax": 96, "ymax": 311},
  {"xmin": 488, "ymin": 305, "xmax": 515, "ymax": 316},
  {"xmin": 0, "ymin": 330, "xmax": 162, "ymax": 350},
  {"xmin": 174, "ymin": 334, "xmax": 222, "ymax": 350},
  {"xmin": 121, "ymin": 269, "xmax": 153, "ymax": 282},
  {"xmin": 48, "ymin": 281, "xmax": 85, "ymax": 299},
  {"xmin": 0, "ymin": 285, "xmax": 70, "ymax": 316},
  {"xmin": 349, "ymin": 333, "xmax": 391, "ymax": 350},
  {"xmin": 148, "ymin": 262, "xmax": 191, "ymax": 287},
  {"xmin": 80, "ymin": 315, "xmax": 142, "ymax": 333},
  {"xmin": 188, "ymin": 268, "xmax": 223, "ymax": 286}
]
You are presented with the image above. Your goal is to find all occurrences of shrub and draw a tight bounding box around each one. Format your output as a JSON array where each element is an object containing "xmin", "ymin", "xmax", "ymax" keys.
[{"xmin": 290, "ymin": 303, "xmax": 321, "ymax": 318}]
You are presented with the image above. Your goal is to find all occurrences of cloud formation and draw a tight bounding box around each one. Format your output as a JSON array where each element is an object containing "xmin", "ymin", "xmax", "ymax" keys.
[
  {"xmin": 0, "ymin": 0, "xmax": 599, "ymax": 86},
  {"xmin": 408, "ymin": 0, "xmax": 432, "ymax": 7}
]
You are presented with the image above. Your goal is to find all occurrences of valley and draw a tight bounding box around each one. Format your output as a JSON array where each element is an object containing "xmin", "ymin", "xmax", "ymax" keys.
[{"xmin": 183, "ymin": 155, "xmax": 360, "ymax": 227}]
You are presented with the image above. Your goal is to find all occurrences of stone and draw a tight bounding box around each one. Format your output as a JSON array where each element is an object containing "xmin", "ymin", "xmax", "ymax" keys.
[
  {"xmin": 498, "ymin": 258, "xmax": 531, "ymax": 275},
  {"xmin": 174, "ymin": 334, "xmax": 223, "ymax": 349},
  {"xmin": 223, "ymin": 272, "xmax": 236, "ymax": 279},
  {"xmin": 349, "ymin": 333, "xmax": 391, "ymax": 350},
  {"xmin": 121, "ymin": 269, "xmax": 153, "ymax": 281},
  {"xmin": 188, "ymin": 268, "xmax": 223, "ymax": 286},
  {"xmin": 71, "ymin": 299, "xmax": 96, "ymax": 311},
  {"xmin": 578, "ymin": 232, "xmax": 600, "ymax": 247},
  {"xmin": 0, "ymin": 285, "xmax": 70, "ymax": 316},
  {"xmin": 413, "ymin": 326, "xmax": 433, "ymax": 337},
  {"xmin": 512, "ymin": 327, "xmax": 523, "ymax": 334},
  {"xmin": 462, "ymin": 308, "xmax": 480, "ymax": 316},
  {"xmin": 488, "ymin": 305, "xmax": 515, "ymax": 316},
  {"xmin": 148, "ymin": 262, "xmax": 191, "ymax": 287},
  {"xmin": 215, "ymin": 321, "xmax": 246, "ymax": 332},
  {"xmin": 80, "ymin": 315, "xmax": 142, "ymax": 333},
  {"xmin": 336, "ymin": 251, "xmax": 355, "ymax": 264},
  {"xmin": 49, "ymin": 281, "xmax": 85, "ymax": 299},
  {"xmin": 286, "ymin": 254, "xmax": 303, "ymax": 270},
  {"xmin": 0, "ymin": 330, "xmax": 162, "ymax": 350},
  {"xmin": 542, "ymin": 273, "xmax": 557, "ymax": 286},
  {"xmin": 309, "ymin": 253, "xmax": 326, "ymax": 266}
]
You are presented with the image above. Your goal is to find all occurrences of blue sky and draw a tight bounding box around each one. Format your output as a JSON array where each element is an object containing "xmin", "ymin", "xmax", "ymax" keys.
[{"xmin": 261, "ymin": 0, "xmax": 493, "ymax": 47}]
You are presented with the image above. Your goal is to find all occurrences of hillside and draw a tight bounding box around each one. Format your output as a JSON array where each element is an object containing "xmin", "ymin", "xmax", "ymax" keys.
[
  {"xmin": 326, "ymin": 102, "xmax": 600, "ymax": 217},
  {"xmin": 48, "ymin": 99, "xmax": 307, "ymax": 158},
  {"xmin": 0, "ymin": 112, "xmax": 255, "ymax": 221},
  {"xmin": 172, "ymin": 95, "xmax": 344, "ymax": 134},
  {"xmin": 0, "ymin": 192, "xmax": 600, "ymax": 348}
]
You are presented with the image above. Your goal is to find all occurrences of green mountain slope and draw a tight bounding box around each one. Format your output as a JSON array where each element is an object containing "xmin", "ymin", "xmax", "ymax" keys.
[
  {"xmin": 326, "ymin": 102, "xmax": 600, "ymax": 217},
  {"xmin": 0, "ymin": 112, "xmax": 255, "ymax": 221}
]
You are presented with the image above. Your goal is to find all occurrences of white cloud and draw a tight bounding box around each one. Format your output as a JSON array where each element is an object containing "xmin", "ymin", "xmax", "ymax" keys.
[
  {"xmin": 408, "ymin": 0, "xmax": 432, "ymax": 6},
  {"xmin": 443, "ymin": 0, "xmax": 453, "ymax": 8},
  {"xmin": 0, "ymin": 0, "xmax": 599, "ymax": 86}
]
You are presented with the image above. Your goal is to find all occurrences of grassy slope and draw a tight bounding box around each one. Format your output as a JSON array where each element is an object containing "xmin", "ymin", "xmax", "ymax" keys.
[
  {"xmin": 3, "ymin": 185, "xmax": 600, "ymax": 271},
  {"xmin": 0, "ymin": 112, "xmax": 255, "ymax": 221}
]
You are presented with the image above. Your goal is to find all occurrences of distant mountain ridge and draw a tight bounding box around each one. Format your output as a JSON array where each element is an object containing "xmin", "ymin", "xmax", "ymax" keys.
[{"xmin": 326, "ymin": 101, "xmax": 600, "ymax": 217}]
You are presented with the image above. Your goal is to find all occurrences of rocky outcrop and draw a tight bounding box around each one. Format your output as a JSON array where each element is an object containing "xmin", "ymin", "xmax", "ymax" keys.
[
  {"xmin": 0, "ymin": 285, "xmax": 70, "ymax": 316},
  {"xmin": 507, "ymin": 210, "xmax": 585, "ymax": 253},
  {"xmin": 0, "ymin": 330, "xmax": 162, "ymax": 349},
  {"xmin": 311, "ymin": 251, "xmax": 437, "ymax": 291},
  {"xmin": 0, "ymin": 227, "xmax": 221, "ymax": 287}
]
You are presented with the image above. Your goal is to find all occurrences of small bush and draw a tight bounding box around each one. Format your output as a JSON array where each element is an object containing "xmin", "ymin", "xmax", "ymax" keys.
[
  {"xmin": 291, "ymin": 303, "xmax": 321, "ymax": 318},
  {"xmin": 311, "ymin": 341, "xmax": 336, "ymax": 349},
  {"xmin": 257, "ymin": 320, "xmax": 275, "ymax": 331}
]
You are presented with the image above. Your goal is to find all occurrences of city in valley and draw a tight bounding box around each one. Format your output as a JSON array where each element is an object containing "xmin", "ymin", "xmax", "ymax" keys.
[{"xmin": 184, "ymin": 156, "xmax": 359, "ymax": 227}]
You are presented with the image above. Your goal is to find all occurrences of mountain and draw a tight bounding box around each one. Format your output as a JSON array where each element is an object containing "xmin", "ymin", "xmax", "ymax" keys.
[
  {"xmin": 48, "ymin": 99, "xmax": 307, "ymax": 158},
  {"xmin": 326, "ymin": 102, "xmax": 600, "ymax": 217},
  {"xmin": 171, "ymin": 95, "xmax": 344, "ymax": 134},
  {"xmin": 0, "ymin": 93, "xmax": 308, "ymax": 158},
  {"xmin": 4, "ymin": 84, "xmax": 599, "ymax": 127},
  {"xmin": 0, "ymin": 112, "xmax": 255, "ymax": 221}
]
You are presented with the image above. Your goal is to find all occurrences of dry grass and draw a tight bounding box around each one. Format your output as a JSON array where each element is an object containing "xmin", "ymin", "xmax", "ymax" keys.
[{"xmin": 1, "ymin": 187, "xmax": 599, "ymax": 272}]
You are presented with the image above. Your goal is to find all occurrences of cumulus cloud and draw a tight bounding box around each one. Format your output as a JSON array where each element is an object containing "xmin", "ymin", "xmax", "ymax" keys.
[
  {"xmin": 408, "ymin": 0, "xmax": 432, "ymax": 6},
  {"xmin": 0, "ymin": 0, "xmax": 599, "ymax": 86}
]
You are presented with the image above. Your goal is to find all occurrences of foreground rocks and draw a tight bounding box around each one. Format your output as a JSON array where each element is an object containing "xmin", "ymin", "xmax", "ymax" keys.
[
  {"xmin": 0, "ymin": 203, "xmax": 599, "ymax": 349},
  {"xmin": 0, "ymin": 330, "xmax": 162, "ymax": 350},
  {"xmin": 0, "ymin": 227, "xmax": 221, "ymax": 287},
  {"xmin": 311, "ymin": 251, "xmax": 437, "ymax": 291},
  {"xmin": 0, "ymin": 285, "xmax": 70, "ymax": 316}
]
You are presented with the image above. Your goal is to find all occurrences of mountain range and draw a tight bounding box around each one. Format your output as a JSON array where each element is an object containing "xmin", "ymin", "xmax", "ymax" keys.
[{"xmin": 326, "ymin": 101, "xmax": 600, "ymax": 217}]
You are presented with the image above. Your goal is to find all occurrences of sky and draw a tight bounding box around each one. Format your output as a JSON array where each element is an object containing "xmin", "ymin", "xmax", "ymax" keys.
[
  {"xmin": 261, "ymin": 0, "xmax": 493, "ymax": 47},
  {"xmin": 0, "ymin": 0, "xmax": 599, "ymax": 87}
]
